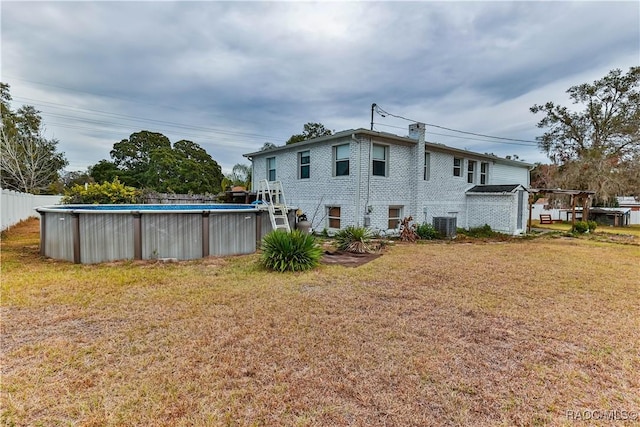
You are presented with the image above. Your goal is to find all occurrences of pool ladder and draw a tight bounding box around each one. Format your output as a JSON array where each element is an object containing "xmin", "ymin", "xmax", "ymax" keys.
[{"xmin": 256, "ymin": 179, "xmax": 290, "ymax": 232}]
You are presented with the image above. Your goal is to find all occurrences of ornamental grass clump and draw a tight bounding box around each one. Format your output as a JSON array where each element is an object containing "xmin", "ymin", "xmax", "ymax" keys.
[
  {"xmin": 334, "ymin": 226, "xmax": 375, "ymax": 253},
  {"xmin": 260, "ymin": 229, "xmax": 323, "ymax": 272}
]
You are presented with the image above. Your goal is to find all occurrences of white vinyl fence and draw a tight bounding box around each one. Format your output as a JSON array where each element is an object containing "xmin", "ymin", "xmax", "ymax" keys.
[{"xmin": 1, "ymin": 188, "xmax": 62, "ymax": 231}]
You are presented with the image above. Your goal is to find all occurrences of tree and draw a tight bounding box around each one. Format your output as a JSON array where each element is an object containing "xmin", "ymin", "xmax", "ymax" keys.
[
  {"xmin": 61, "ymin": 170, "xmax": 94, "ymax": 188},
  {"xmin": 110, "ymin": 131, "xmax": 172, "ymax": 188},
  {"xmin": 170, "ymin": 139, "xmax": 223, "ymax": 194},
  {"xmin": 223, "ymin": 163, "xmax": 251, "ymax": 189},
  {"xmin": 286, "ymin": 122, "xmax": 333, "ymax": 145},
  {"xmin": 529, "ymin": 163, "xmax": 559, "ymax": 190},
  {"xmin": 91, "ymin": 131, "xmax": 223, "ymax": 194},
  {"xmin": 0, "ymin": 83, "xmax": 68, "ymax": 193},
  {"xmin": 530, "ymin": 66, "xmax": 640, "ymax": 203},
  {"xmin": 89, "ymin": 160, "xmax": 121, "ymax": 184}
]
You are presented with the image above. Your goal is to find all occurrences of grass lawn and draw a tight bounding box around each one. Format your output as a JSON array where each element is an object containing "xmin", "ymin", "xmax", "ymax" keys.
[
  {"xmin": 532, "ymin": 220, "xmax": 640, "ymax": 238},
  {"xmin": 2, "ymin": 218, "xmax": 639, "ymax": 426}
]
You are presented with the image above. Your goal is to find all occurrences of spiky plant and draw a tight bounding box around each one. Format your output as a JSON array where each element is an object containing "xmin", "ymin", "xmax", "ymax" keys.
[
  {"xmin": 334, "ymin": 226, "xmax": 374, "ymax": 253},
  {"xmin": 260, "ymin": 230, "xmax": 323, "ymax": 272}
]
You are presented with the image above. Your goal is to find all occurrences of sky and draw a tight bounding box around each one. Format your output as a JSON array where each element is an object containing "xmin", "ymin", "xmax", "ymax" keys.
[{"xmin": 1, "ymin": 1, "xmax": 639, "ymax": 174}]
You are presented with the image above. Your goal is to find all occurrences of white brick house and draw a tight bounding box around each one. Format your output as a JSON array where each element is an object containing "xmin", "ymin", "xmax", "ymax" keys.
[{"xmin": 244, "ymin": 124, "xmax": 532, "ymax": 235}]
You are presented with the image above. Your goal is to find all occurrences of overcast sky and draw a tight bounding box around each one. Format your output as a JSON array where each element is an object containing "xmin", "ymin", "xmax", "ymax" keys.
[{"xmin": 2, "ymin": 1, "xmax": 638, "ymax": 173}]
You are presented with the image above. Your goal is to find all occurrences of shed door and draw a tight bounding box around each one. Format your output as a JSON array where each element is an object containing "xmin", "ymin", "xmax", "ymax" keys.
[{"xmin": 517, "ymin": 190, "xmax": 525, "ymax": 229}]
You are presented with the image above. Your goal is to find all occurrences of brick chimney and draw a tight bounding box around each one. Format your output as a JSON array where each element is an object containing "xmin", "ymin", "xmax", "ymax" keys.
[{"xmin": 408, "ymin": 123, "xmax": 425, "ymax": 142}]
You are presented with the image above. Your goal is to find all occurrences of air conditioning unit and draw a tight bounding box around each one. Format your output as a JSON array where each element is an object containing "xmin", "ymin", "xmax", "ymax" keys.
[{"xmin": 433, "ymin": 216, "xmax": 457, "ymax": 238}]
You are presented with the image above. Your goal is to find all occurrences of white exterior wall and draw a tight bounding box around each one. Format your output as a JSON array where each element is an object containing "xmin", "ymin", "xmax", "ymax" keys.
[
  {"xmin": 1, "ymin": 188, "xmax": 62, "ymax": 231},
  {"xmin": 249, "ymin": 132, "xmax": 531, "ymax": 235},
  {"xmin": 466, "ymin": 193, "xmax": 522, "ymax": 234},
  {"xmin": 617, "ymin": 197, "xmax": 640, "ymax": 224},
  {"xmin": 417, "ymin": 150, "xmax": 474, "ymax": 227},
  {"xmin": 492, "ymin": 163, "xmax": 530, "ymax": 186},
  {"xmin": 252, "ymin": 135, "xmax": 360, "ymax": 232},
  {"xmin": 358, "ymin": 135, "xmax": 418, "ymax": 233}
]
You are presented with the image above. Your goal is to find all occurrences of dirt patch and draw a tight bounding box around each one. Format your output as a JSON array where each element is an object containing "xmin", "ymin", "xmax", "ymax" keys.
[{"xmin": 320, "ymin": 250, "xmax": 382, "ymax": 267}]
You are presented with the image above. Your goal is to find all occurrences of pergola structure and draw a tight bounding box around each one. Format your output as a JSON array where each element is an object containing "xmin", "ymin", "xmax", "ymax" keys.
[{"xmin": 527, "ymin": 188, "xmax": 597, "ymax": 233}]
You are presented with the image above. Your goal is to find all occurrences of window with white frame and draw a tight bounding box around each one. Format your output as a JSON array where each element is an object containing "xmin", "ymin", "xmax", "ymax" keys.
[
  {"xmin": 334, "ymin": 144, "xmax": 349, "ymax": 176},
  {"xmin": 453, "ymin": 157, "xmax": 462, "ymax": 177},
  {"xmin": 388, "ymin": 206, "xmax": 402, "ymax": 229},
  {"xmin": 266, "ymin": 157, "xmax": 276, "ymax": 181},
  {"xmin": 424, "ymin": 152, "xmax": 431, "ymax": 180},
  {"xmin": 327, "ymin": 206, "xmax": 341, "ymax": 228},
  {"xmin": 480, "ymin": 162, "xmax": 489, "ymax": 184},
  {"xmin": 372, "ymin": 144, "xmax": 388, "ymax": 177},
  {"xmin": 467, "ymin": 160, "xmax": 477, "ymax": 184},
  {"xmin": 299, "ymin": 150, "xmax": 310, "ymax": 179}
]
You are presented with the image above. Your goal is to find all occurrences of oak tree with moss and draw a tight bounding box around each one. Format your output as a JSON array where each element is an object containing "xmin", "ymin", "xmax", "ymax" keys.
[{"xmin": 530, "ymin": 66, "xmax": 640, "ymax": 204}]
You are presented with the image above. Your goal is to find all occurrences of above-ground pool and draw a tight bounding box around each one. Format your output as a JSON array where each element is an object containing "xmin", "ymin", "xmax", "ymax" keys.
[{"xmin": 36, "ymin": 204, "xmax": 295, "ymax": 264}]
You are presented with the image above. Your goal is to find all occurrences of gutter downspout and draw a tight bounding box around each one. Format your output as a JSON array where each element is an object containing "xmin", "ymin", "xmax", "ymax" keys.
[
  {"xmin": 352, "ymin": 133, "xmax": 361, "ymax": 226},
  {"xmin": 417, "ymin": 124, "xmax": 425, "ymax": 225},
  {"xmin": 526, "ymin": 164, "xmax": 534, "ymax": 233}
]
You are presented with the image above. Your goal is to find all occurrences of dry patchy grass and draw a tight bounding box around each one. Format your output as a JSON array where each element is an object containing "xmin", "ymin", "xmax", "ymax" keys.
[
  {"xmin": 2, "ymin": 219, "xmax": 639, "ymax": 426},
  {"xmin": 533, "ymin": 221, "xmax": 640, "ymax": 239}
]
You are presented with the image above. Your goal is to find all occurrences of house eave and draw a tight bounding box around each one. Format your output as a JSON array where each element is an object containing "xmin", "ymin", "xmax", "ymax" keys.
[
  {"xmin": 243, "ymin": 128, "xmax": 533, "ymax": 169},
  {"xmin": 243, "ymin": 128, "xmax": 420, "ymax": 158},
  {"xmin": 425, "ymin": 142, "xmax": 534, "ymax": 168}
]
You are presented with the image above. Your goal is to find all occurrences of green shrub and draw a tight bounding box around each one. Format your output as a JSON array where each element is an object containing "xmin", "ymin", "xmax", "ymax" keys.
[
  {"xmin": 415, "ymin": 222, "xmax": 440, "ymax": 240},
  {"xmin": 572, "ymin": 221, "xmax": 589, "ymax": 234},
  {"xmin": 334, "ymin": 226, "xmax": 375, "ymax": 253},
  {"xmin": 260, "ymin": 230, "xmax": 323, "ymax": 272},
  {"xmin": 62, "ymin": 178, "xmax": 141, "ymax": 204},
  {"xmin": 587, "ymin": 220, "xmax": 598, "ymax": 232},
  {"xmin": 458, "ymin": 224, "xmax": 503, "ymax": 238}
]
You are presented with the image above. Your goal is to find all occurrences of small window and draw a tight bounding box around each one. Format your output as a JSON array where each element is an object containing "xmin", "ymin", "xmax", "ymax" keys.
[
  {"xmin": 372, "ymin": 144, "xmax": 387, "ymax": 177},
  {"xmin": 467, "ymin": 160, "xmax": 476, "ymax": 184},
  {"xmin": 480, "ymin": 162, "xmax": 489, "ymax": 184},
  {"xmin": 453, "ymin": 157, "xmax": 462, "ymax": 177},
  {"xmin": 328, "ymin": 206, "xmax": 341, "ymax": 229},
  {"xmin": 424, "ymin": 152, "xmax": 431, "ymax": 181},
  {"xmin": 299, "ymin": 150, "xmax": 310, "ymax": 179},
  {"xmin": 267, "ymin": 157, "xmax": 276, "ymax": 181},
  {"xmin": 388, "ymin": 206, "xmax": 402, "ymax": 229},
  {"xmin": 334, "ymin": 144, "xmax": 349, "ymax": 176}
]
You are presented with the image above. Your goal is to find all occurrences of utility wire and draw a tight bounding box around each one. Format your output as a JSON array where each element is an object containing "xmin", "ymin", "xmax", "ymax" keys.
[
  {"xmin": 374, "ymin": 123, "xmax": 537, "ymax": 147},
  {"xmin": 374, "ymin": 104, "xmax": 539, "ymax": 145},
  {"xmin": 12, "ymin": 95, "xmax": 289, "ymax": 143}
]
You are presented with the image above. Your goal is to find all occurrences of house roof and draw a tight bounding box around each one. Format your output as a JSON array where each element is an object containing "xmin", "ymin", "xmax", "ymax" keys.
[
  {"xmin": 529, "ymin": 188, "xmax": 596, "ymax": 196},
  {"xmin": 466, "ymin": 184, "xmax": 525, "ymax": 194},
  {"xmin": 243, "ymin": 128, "xmax": 534, "ymax": 168},
  {"xmin": 617, "ymin": 196, "xmax": 640, "ymax": 206},
  {"xmin": 590, "ymin": 207, "xmax": 632, "ymax": 214}
]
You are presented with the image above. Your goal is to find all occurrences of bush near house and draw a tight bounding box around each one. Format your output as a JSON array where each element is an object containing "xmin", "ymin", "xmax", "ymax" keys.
[
  {"xmin": 260, "ymin": 229, "xmax": 323, "ymax": 272},
  {"xmin": 415, "ymin": 222, "xmax": 440, "ymax": 240},
  {"xmin": 457, "ymin": 224, "xmax": 506, "ymax": 239}
]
